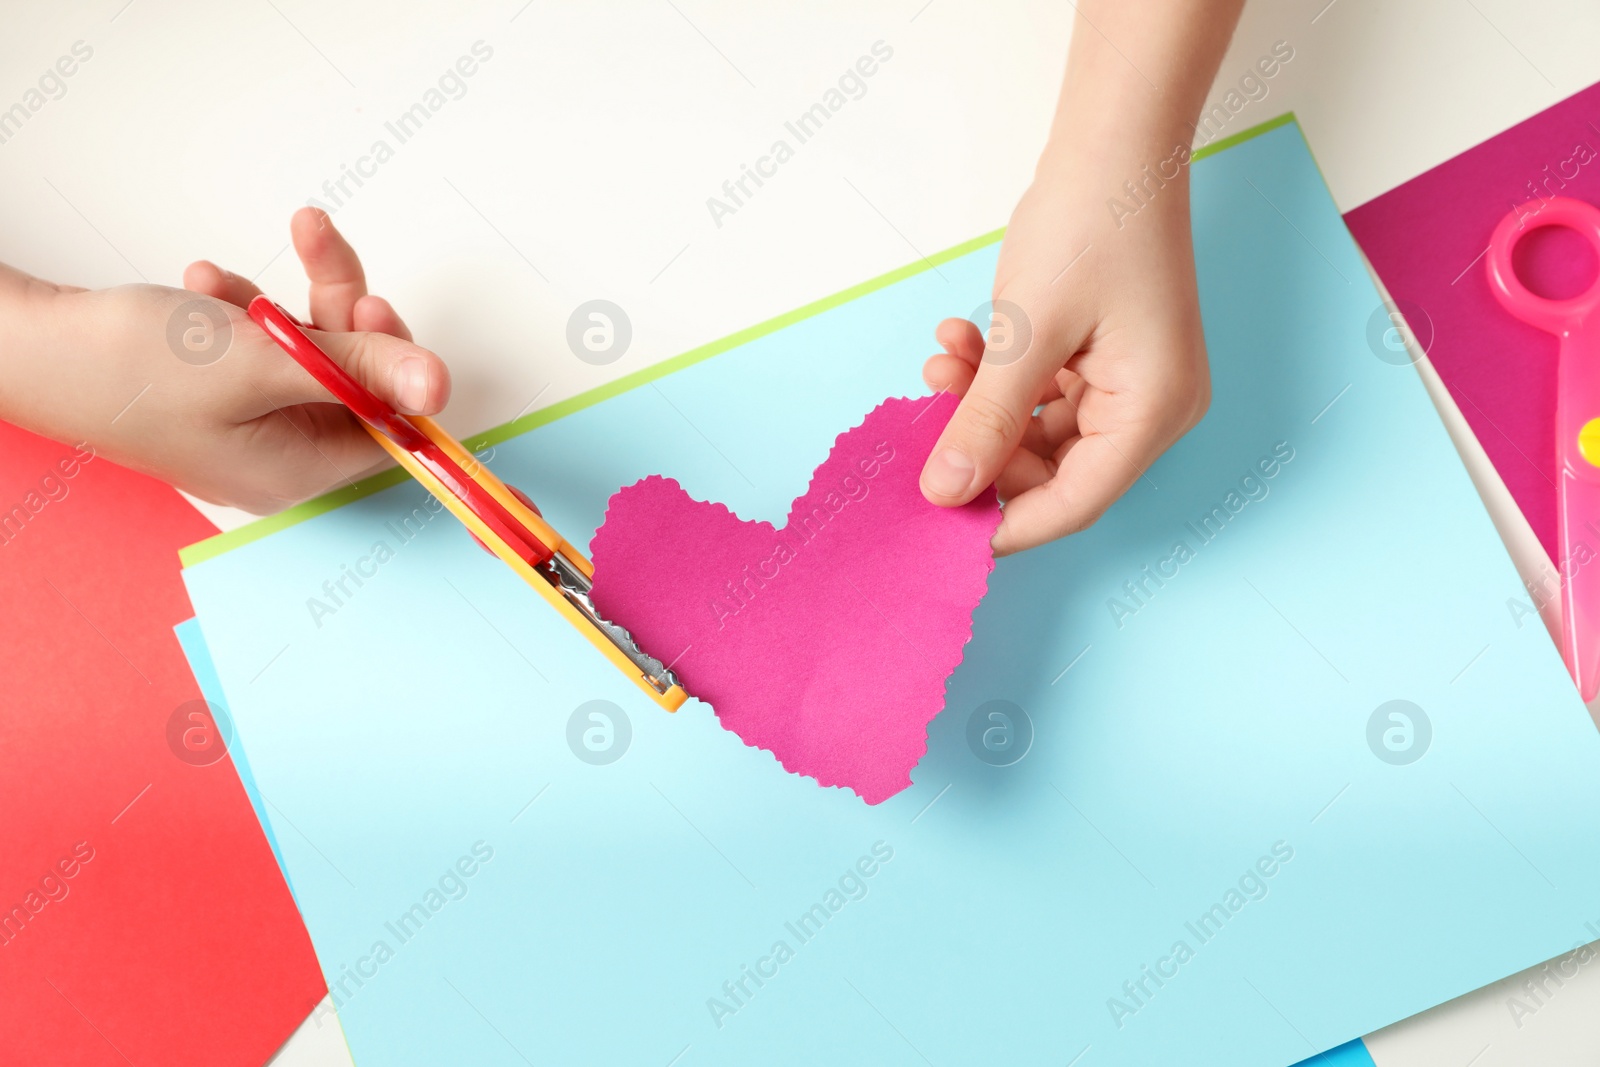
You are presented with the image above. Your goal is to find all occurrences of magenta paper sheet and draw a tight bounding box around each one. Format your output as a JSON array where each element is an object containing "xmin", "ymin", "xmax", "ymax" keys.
[{"xmin": 1345, "ymin": 80, "xmax": 1600, "ymax": 563}]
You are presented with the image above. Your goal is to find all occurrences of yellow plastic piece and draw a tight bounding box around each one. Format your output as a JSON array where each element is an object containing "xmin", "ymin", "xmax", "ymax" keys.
[
  {"xmin": 365, "ymin": 416, "xmax": 686, "ymax": 711},
  {"xmin": 1581, "ymin": 418, "xmax": 1600, "ymax": 469}
]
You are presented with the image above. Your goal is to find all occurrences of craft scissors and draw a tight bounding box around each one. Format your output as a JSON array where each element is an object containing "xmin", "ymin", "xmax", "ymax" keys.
[
  {"xmin": 1487, "ymin": 197, "xmax": 1600, "ymax": 701},
  {"xmin": 246, "ymin": 296, "xmax": 688, "ymax": 712}
]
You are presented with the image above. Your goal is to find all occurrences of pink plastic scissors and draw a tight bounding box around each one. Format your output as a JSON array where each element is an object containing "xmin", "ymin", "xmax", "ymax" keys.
[{"xmin": 1487, "ymin": 197, "xmax": 1600, "ymax": 700}]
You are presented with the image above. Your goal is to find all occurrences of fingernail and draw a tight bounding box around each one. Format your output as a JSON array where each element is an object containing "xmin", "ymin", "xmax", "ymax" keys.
[
  {"xmin": 396, "ymin": 358, "xmax": 428, "ymax": 412},
  {"xmin": 922, "ymin": 447, "xmax": 975, "ymax": 498}
]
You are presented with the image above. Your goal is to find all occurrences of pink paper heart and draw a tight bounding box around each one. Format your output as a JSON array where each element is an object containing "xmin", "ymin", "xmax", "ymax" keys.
[{"xmin": 589, "ymin": 394, "xmax": 1000, "ymax": 803}]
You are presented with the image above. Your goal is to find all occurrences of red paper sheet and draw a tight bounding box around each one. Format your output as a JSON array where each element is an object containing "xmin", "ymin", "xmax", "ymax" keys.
[
  {"xmin": 590, "ymin": 394, "xmax": 1000, "ymax": 804},
  {"xmin": 0, "ymin": 422, "xmax": 323, "ymax": 1064},
  {"xmin": 1345, "ymin": 80, "xmax": 1600, "ymax": 564}
]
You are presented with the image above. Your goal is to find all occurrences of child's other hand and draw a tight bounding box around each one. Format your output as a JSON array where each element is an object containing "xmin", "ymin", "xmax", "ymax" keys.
[
  {"xmin": 916, "ymin": 0, "xmax": 1240, "ymax": 556},
  {"xmin": 919, "ymin": 172, "xmax": 1210, "ymax": 556},
  {"xmin": 1, "ymin": 207, "xmax": 447, "ymax": 513}
]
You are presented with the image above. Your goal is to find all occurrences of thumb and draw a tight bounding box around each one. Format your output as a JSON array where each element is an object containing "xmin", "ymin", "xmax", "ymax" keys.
[
  {"xmin": 919, "ymin": 338, "xmax": 1049, "ymax": 507},
  {"xmin": 266, "ymin": 328, "xmax": 452, "ymax": 417}
]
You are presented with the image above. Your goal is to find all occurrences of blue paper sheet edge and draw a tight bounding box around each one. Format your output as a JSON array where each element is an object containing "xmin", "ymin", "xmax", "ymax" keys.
[{"xmin": 174, "ymin": 616, "xmax": 298, "ymax": 903}]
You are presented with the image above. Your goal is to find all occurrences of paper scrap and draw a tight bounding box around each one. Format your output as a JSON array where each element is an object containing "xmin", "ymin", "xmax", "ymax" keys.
[{"xmin": 589, "ymin": 393, "xmax": 1000, "ymax": 803}]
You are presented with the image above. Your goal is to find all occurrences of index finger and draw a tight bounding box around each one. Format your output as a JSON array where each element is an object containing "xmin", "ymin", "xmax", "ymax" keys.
[{"xmin": 290, "ymin": 206, "xmax": 367, "ymax": 332}]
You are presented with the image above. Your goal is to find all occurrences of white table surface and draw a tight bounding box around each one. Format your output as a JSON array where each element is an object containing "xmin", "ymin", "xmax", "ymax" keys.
[{"xmin": 5, "ymin": 1, "xmax": 1598, "ymax": 1063}]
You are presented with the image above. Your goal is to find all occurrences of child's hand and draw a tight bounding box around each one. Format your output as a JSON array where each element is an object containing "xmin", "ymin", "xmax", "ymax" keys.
[
  {"xmin": 0, "ymin": 208, "xmax": 447, "ymax": 513},
  {"xmin": 919, "ymin": 169, "xmax": 1210, "ymax": 556},
  {"xmin": 917, "ymin": 0, "xmax": 1241, "ymax": 556}
]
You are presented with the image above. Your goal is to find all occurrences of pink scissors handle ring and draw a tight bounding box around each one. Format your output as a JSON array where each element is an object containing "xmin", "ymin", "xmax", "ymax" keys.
[
  {"xmin": 1487, "ymin": 197, "xmax": 1600, "ymax": 700},
  {"xmin": 1487, "ymin": 197, "xmax": 1600, "ymax": 336}
]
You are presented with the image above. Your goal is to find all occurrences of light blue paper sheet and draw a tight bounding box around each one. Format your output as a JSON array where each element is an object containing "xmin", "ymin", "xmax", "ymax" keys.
[
  {"xmin": 182, "ymin": 119, "xmax": 1600, "ymax": 1066},
  {"xmin": 175, "ymin": 619, "xmax": 1380, "ymax": 1067}
]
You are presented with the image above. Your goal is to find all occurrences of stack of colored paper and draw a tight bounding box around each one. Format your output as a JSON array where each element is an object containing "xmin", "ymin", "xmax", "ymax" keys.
[{"xmin": 175, "ymin": 118, "xmax": 1600, "ymax": 1066}]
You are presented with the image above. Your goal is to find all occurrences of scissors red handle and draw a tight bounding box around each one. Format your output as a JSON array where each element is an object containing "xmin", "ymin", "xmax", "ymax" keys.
[
  {"xmin": 1487, "ymin": 197, "xmax": 1600, "ymax": 699},
  {"xmin": 246, "ymin": 296, "xmax": 555, "ymax": 569}
]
